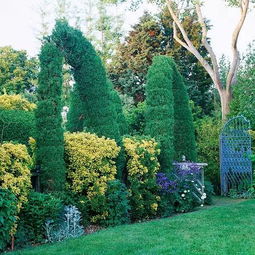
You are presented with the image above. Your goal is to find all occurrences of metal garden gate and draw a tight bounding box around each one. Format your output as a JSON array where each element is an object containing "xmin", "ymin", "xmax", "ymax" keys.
[{"xmin": 220, "ymin": 116, "xmax": 252, "ymax": 195}]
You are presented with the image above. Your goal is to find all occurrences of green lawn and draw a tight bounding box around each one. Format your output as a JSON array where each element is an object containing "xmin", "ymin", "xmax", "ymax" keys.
[{"xmin": 9, "ymin": 199, "xmax": 255, "ymax": 255}]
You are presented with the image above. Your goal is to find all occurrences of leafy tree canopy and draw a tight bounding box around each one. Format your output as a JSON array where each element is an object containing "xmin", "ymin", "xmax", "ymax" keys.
[
  {"xmin": 0, "ymin": 46, "xmax": 38, "ymax": 95},
  {"xmin": 230, "ymin": 42, "xmax": 255, "ymax": 129},
  {"xmin": 109, "ymin": 9, "xmax": 213, "ymax": 114},
  {"xmin": 124, "ymin": 0, "xmax": 255, "ymax": 9}
]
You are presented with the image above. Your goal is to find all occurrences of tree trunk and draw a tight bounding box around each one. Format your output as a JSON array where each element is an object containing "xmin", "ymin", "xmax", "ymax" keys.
[
  {"xmin": 220, "ymin": 88, "xmax": 232, "ymax": 121},
  {"xmin": 165, "ymin": 0, "xmax": 249, "ymax": 121}
]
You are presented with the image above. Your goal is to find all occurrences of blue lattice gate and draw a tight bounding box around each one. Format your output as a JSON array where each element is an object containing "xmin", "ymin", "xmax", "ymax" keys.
[{"xmin": 220, "ymin": 116, "xmax": 252, "ymax": 195}]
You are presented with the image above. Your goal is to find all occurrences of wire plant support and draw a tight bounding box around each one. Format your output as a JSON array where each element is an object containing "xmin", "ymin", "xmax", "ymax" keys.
[
  {"xmin": 220, "ymin": 115, "xmax": 252, "ymax": 195},
  {"xmin": 173, "ymin": 157, "xmax": 208, "ymax": 205}
]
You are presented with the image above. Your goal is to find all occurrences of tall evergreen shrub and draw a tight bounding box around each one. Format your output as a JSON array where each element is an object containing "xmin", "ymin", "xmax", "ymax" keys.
[
  {"xmin": 145, "ymin": 56, "xmax": 197, "ymax": 170},
  {"xmin": 35, "ymin": 42, "xmax": 65, "ymax": 192},
  {"xmin": 108, "ymin": 80, "xmax": 128, "ymax": 136},
  {"xmin": 51, "ymin": 21, "xmax": 121, "ymax": 141},
  {"xmin": 66, "ymin": 86, "xmax": 84, "ymax": 132},
  {"xmin": 51, "ymin": 21, "xmax": 124, "ymax": 178},
  {"xmin": 169, "ymin": 58, "xmax": 197, "ymax": 161},
  {"xmin": 145, "ymin": 56, "xmax": 175, "ymax": 172}
]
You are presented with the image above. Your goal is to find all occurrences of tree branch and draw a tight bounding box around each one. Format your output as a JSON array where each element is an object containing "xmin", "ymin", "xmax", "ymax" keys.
[
  {"xmin": 172, "ymin": 22, "xmax": 189, "ymax": 50},
  {"xmin": 195, "ymin": 4, "xmax": 222, "ymax": 88},
  {"xmin": 226, "ymin": 0, "xmax": 249, "ymax": 89},
  {"xmin": 166, "ymin": 0, "xmax": 222, "ymax": 91}
]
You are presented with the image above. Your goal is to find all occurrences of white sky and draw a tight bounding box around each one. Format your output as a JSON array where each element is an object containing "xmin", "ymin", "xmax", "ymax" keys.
[{"xmin": 0, "ymin": 0, "xmax": 254, "ymax": 59}]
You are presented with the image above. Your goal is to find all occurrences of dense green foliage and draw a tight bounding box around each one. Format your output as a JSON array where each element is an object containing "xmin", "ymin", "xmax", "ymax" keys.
[
  {"xmin": 0, "ymin": 46, "xmax": 38, "ymax": 95},
  {"xmin": 108, "ymin": 80, "xmax": 128, "ymax": 136},
  {"xmin": 35, "ymin": 42, "xmax": 65, "ymax": 192},
  {"xmin": 0, "ymin": 95, "xmax": 36, "ymax": 145},
  {"xmin": 51, "ymin": 21, "xmax": 121, "ymax": 142},
  {"xmin": 109, "ymin": 11, "xmax": 213, "ymax": 114},
  {"xmin": 51, "ymin": 20, "xmax": 124, "ymax": 178},
  {"xmin": 3, "ymin": 2, "xmax": 255, "ymax": 253},
  {"xmin": 197, "ymin": 117, "xmax": 222, "ymax": 193},
  {"xmin": 16, "ymin": 192, "xmax": 63, "ymax": 245},
  {"xmin": 104, "ymin": 180, "xmax": 130, "ymax": 226},
  {"xmin": 0, "ymin": 110, "xmax": 36, "ymax": 145},
  {"xmin": 145, "ymin": 56, "xmax": 174, "ymax": 171},
  {"xmin": 230, "ymin": 43, "xmax": 255, "ymax": 129},
  {"xmin": 67, "ymin": 80, "xmax": 127, "ymax": 137},
  {"xmin": 170, "ymin": 58, "xmax": 197, "ymax": 161},
  {"xmin": 204, "ymin": 181, "xmax": 215, "ymax": 205},
  {"xmin": 0, "ymin": 189, "xmax": 17, "ymax": 252},
  {"xmin": 9, "ymin": 200, "xmax": 255, "ymax": 255},
  {"xmin": 145, "ymin": 56, "xmax": 196, "ymax": 165},
  {"xmin": 66, "ymin": 86, "xmax": 84, "ymax": 132},
  {"xmin": 125, "ymin": 102, "xmax": 146, "ymax": 135}
]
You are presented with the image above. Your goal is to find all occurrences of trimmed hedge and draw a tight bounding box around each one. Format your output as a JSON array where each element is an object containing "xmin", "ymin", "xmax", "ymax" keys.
[
  {"xmin": 51, "ymin": 20, "xmax": 124, "ymax": 179},
  {"xmin": 35, "ymin": 42, "xmax": 65, "ymax": 192},
  {"xmin": 145, "ymin": 56, "xmax": 196, "ymax": 170},
  {"xmin": 66, "ymin": 86, "xmax": 84, "ymax": 132},
  {"xmin": 108, "ymin": 80, "xmax": 128, "ymax": 136},
  {"xmin": 0, "ymin": 110, "xmax": 36, "ymax": 145},
  {"xmin": 51, "ymin": 21, "xmax": 122, "ymax": 142},
  {"xmin": 145, "ymin": 56, "xmax": 175, "ymax": 172},
  {"xmin": 169, "ymin": 58, "xmax": 197, "ymax": 162}
]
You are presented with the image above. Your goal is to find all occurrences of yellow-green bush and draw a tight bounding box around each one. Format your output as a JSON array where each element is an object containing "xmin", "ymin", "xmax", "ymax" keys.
[
  {"xmin": 0, "ymin": 94, "xmax": 36, "ymax": 111},
  {"xmin": 124, "ymin": 136, "xmax": 160, "ymax": 221},
  {"xmin": 197, "ymin": 117, "xmax": 222, "ymax": 194},
  {"xmin": 64, "ymin": 132, "xmax": 120, "ymax": 223},
  {"xmin": 0, "ymin": 143, "xmax": 32, "ymax": 210}
]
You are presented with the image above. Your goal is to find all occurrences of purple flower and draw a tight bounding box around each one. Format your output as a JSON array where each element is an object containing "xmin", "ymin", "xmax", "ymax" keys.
[
  {"xmin": 174, "ymin": 162, "xmax": 201, "ymax": 179},
  {"xmin": 156, "ymin": 173, "xmax": 178, "ymax": 193}
]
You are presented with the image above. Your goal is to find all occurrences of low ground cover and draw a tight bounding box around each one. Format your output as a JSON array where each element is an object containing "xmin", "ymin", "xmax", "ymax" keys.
[{"xmin": 8, "ymin": 199, "xmax": 255, "ymax": 255}]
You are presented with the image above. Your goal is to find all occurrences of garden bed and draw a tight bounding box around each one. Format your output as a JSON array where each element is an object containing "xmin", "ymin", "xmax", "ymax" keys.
[{"xmin": 8, "ymin": 199, "xmax": 255, "ymax": 255}]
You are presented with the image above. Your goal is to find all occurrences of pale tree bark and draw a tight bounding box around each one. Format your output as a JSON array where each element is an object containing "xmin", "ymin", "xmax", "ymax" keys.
[{"xmin": 166, "ymin": 0, "xmax": 250, "ymax": 120}]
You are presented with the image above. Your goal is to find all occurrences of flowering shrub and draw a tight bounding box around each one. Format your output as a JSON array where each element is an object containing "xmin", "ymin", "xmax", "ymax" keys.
[
  {"xmin": 157, "ymin": 163, "xmax": 208, "ymax": 213},
  {"xmin": 156, "ymin": 173, "xmax": 178, "ymax": 193},
  {"xmin": 124, "ymin": 136, "xmax": 160, "ymax": 221},
  {"xmin": 0, "ymin": 94, "xmax": 36, "ymax": 111},
  {"xmin": 175, "ymin": 162, "xmax": 201, "ymax": 177},
  {"xmin": 156, "ymin": 173, "xmax": 176, "ymax": 217},
  {"xmin": 64, "ymin": 132, "xmax": 120, "ymax": 223},
  {"xmin": 0, "ymin": 143, "xmax": 32, "ymax": 210}
]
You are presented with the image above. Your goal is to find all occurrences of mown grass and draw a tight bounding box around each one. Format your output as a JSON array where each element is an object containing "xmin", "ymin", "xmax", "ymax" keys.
[{"xmin": 9, "ymin": 199, "xmax": 255, "ymax": 255}]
